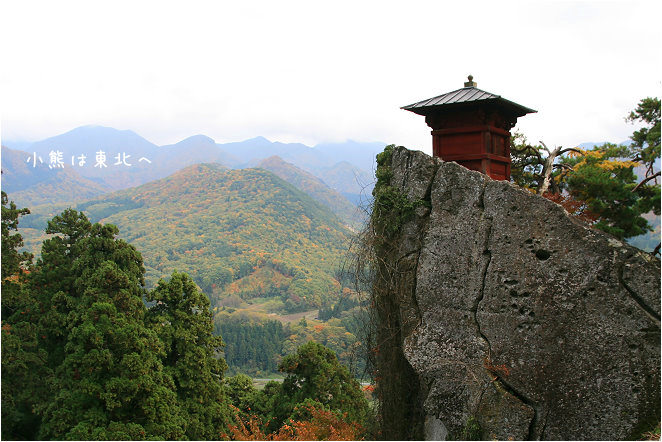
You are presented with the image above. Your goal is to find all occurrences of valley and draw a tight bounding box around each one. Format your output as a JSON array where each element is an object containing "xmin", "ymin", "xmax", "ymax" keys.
[{"xmin": 4, "ymin": 147, "xmax": 371, "ymax": 378}]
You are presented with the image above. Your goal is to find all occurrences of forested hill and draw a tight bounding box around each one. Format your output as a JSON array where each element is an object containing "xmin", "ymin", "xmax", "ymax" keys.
[
  {"xmin": 256, "ymin": 156, "xmax": 363, "ymax": 229},
  {"xmin": 52, "ymin": 163, "xmax": 352, "ymax": 312}
]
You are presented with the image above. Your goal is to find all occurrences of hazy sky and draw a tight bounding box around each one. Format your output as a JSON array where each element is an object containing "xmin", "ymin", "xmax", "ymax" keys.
[{"xmin": 1, "ymin": 0, "xmax": 660, "ymax": 155}]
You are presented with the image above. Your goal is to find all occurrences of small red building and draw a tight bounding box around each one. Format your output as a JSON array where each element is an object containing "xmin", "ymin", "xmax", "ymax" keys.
[{"xmin": 402, "ymin": 76, "xmax": 536, "ymax": 181}]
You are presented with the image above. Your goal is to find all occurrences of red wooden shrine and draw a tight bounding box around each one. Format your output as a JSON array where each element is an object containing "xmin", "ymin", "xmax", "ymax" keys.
[{"xmin": 402, "ymin": 76, "xmax": 536, "ymax": 181}]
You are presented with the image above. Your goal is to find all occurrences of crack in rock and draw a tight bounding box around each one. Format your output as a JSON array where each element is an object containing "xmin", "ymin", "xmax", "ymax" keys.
[
  {"xmin": 493, "ymin": 376, "xmax": 543, "ymax": 440},
  {"xmin": 473, "ymin": 182, "xmax": 541, "ymax": 440},
  {"xmin": 473, "ymin": 183, "xmax": 493, "ymax": 350},
  {"xmin": 387, "ymin": 147, "xmax": 660, "ymax": 440},
  {"xmin": 618, "ymin": 253, "xmax": 661, "ymax": 327}
]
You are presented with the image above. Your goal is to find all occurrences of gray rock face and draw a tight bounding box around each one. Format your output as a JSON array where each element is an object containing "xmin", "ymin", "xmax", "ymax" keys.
[{"xmin": 384, "ymin": 146, "xmax": 660, "ymax": 440}]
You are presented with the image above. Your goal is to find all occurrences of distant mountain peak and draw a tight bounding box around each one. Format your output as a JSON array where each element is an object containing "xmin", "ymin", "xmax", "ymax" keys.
[
  {"xmin": 176, "ymin": 134, "xmax": 216, "ymax": 145},
  {"xmin": 258, "ymin": 155, "xmax": 287, "ymax": 165},
  {"xmin": 244, "ymin": 136, "xmax": 271, "ymax": 144},
  {"xmin": 68, "ymin": 125, "xmax": 140, "ymax": 136},
  {"xmin": 26, "ymin": 125, "xmax": 158, "ymax": 159}
]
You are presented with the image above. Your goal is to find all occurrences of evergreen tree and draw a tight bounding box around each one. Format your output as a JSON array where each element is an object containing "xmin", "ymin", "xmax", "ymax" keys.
[
  {"xmin": 215, "ymin": 316, "xmax": 284, "ymax": 374},
  {"xmin": 31, "ymin": 209, "xmax": 94, "ymax": 369},
  {"xmin": 225, "ymin": 373, "xmax": 262, "ymax": 422},
  {"xmin": 626, "ymin": 97, "xmax": 661, "ymax": 184},
  {"xmin": 1, "ymin": 191, "xmax": 33, "ymax": 322},
  {"xmin": 1, "ymin": 308, "xmax": 50, "ymax": 440},
  {"xmin": 35, "ymin": 211, "xmax": 186, "ymax": 440},
  {"xmin": 563, "ymin": 144, "xmax": 657, "ymax": 239},
  {"xmin": 1, "ymin": 191, "xmax": 32, "ymax": 289},
  {"xmin": 510, "ymin": 97, "xmax": 660, "ymax": 242},
  {"xmin": 274, "ymin": 341, "xmax": 372, "ymax": 433},
  {"xmin": 146, "ymin": 271, "xmax": 231, "ymax": 440},
  {"xmin": 1, "ymin": 192, "xmax": 48, "ymax": 440}
]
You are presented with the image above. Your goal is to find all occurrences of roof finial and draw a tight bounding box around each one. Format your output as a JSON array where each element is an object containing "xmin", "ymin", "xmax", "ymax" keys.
[{"xmin": 464, "ymin": 75, "xmax": 477, "ymax": 88}]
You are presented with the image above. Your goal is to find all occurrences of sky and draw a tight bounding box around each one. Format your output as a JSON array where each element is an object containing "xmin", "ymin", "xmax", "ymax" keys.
[{"xmin": 1, "ymin": 0, "xmax": 660, "ymax": 155}]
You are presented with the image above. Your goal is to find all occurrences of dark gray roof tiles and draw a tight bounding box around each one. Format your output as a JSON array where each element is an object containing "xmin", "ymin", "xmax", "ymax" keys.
[{"xmin": 402, "ymin": 86, "xmax": 536, "ymax": 116}]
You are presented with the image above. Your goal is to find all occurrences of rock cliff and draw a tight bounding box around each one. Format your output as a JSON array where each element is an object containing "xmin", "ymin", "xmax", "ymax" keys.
[{"xmin": 370, "ymin": 146, "xmax": 660, "ymax": 440}]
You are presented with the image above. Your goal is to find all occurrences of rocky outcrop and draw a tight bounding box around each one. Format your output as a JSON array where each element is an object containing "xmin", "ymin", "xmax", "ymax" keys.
[{"xmin": 376, "ymin": 146, "xmax": 660, "ymax": 440}]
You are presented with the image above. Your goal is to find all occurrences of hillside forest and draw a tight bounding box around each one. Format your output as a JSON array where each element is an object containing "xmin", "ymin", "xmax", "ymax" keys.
[
  {"xmin": 1, "ymin": 200, "xmax": 373, "ymax": 439},
  {"xmin": 1, "ymin": 96, "xmax": 659, "ymax": 440}
]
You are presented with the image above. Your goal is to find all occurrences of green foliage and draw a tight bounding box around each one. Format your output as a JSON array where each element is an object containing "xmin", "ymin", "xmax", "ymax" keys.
[
  {"xmin": 224, "ymin": 373, "xmax": 264, "ymax": 422},
  {"xmin": 257, "ymin": 156, "xmax": 363, "ymax": 228},
  {"xmin": 215, "ymin": 316, "xmax": 285, "ymax": 375},
  {"xmin": 15, "ymin": 164, "xmax": 367, "ymax": 382},
  {"xmin": 21, "ymin": 164, "xmax": 353, "ymax": 313},
  {"xmin": 563, "ymin": 144, "xmax": 657, "ymax": 239},
  {"xmin": 280, "ymin": 317, "xmax": 364, "ymax": 378},
  {"xmin": 2, "ymin": 207, "xmax": 249, "ymax": 439},
  {"xmin": 213, "ymin": 302, "xmax": 365, "ymax": 378},
  {"xmin": 225, "ymin": 373, "xmax": 257, "ymax": 407},
  {"xmin": 1, "ymin": 191, "xmax": 32, "ymax": 284},
  {"xmin": 627, "ymin": 97, "xmax": 661, "ymax": 175},
  {"xmin": 226, "ymin": 342, "xmax": 374, "ymax": 437},
  {"xmin": 3, "ymin": 194, "xmax": 367, "ymax": 440},
  {"xmin": 318, "ymin": 288, "xmax": 359, "ymax": 321},
  {"xmin": 1, "ymin": 193, "xmax": 47, "ymax": 441},
  {"xmin": 1, "ymin": 318, "xmax": 50, "ymax": 440},
  {"xmin": 460, "ymin": 416, "xmax": 482, "ymax": 440},
  {"xmin": 146, "ymin": 272, "xmax": 231, "ymax": 439},
  {"xmin": 372, "ymin": 145, "xmax": 428, "ymax": 237},
  {"xmin": 223, "ymin": 343, "xmax": 373, "ymax": 438},
  {"xmin": 11, "ymin": 175, "xmax": 109, "ymax": 208},
  {"xmin": 35, "ymin": 212, "xmax": 186, "ymax": 440},
  {"xmin": 353, "ymin": 145, "xmax": 428, "ymax": 440},
  {"xmin": 275, "ymin": 342, "xmax": 372, "ymax": 433},
  {"xmin": 511, "ymin": 98, "xmax": 660, "ymax": 243}
]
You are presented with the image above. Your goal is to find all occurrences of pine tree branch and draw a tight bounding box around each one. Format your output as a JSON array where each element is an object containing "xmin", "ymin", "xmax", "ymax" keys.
[{"xmin": 633, "ymin": 171, "xmax": 661, "ymax": 192}]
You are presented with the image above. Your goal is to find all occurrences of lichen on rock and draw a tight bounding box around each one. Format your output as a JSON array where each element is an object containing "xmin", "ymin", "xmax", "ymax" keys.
[{"xmin": 370, "ymin": 145, "xmax": 660, "ymax": 440}]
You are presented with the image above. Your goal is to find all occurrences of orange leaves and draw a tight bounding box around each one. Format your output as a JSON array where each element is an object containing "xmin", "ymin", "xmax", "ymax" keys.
[
  {"xmin": 598, "ymin": 159, "xmax": 641, "ymax": 171},
  {"xmin": 225, "ymin": 405, "xmax": 363, "ymax": 441},
  {"xmin": 543, "ymin": 193, "xmax": 598, "ymax": 225},
  {"xmin": 568, "ymin": 147, "xmax": 641, "ymax": 172},
  {"xmin": 565, "ymin": 148, "xmax": 585, "ymax": 158}
]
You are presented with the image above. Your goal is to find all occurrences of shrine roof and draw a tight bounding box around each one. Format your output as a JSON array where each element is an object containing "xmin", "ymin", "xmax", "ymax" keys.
[{"xmin": 402, "ymin": 77, "xmax": 536, "ymax": 117}]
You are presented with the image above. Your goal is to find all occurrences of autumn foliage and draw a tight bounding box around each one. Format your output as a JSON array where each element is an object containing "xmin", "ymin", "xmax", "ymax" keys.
[
  {"xmin": 224, "ymin": 404, "xmax": 363, "ymax": 441},
  {"xmin": 542, "ymin": 192, "xmax": 599, "ymax": 225}
]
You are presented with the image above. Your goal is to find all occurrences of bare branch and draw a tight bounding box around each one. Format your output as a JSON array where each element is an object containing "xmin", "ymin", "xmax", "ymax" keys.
[
  {"xmin": 522, "ymin": 145, "xmax": 543, "ymax": 164},
  {"xmin": 512, "ymin": 145, "xmax": 543, "ymax": 162},
  {"xmin": 557, "ymin": 147, "xmax": 583, "ymax": 156},
  {"xmin": 633, "ymin": 171, "xmax": 661, "ymax": 192}
]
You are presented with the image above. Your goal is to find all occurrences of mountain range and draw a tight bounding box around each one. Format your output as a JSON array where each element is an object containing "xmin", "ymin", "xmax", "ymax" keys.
[
  {"xmin": 7, "ymin": 159, "xmax": 363, "ymax": 376},
  {"xmin": 2, "ymin": 125, "xmax": 383, "ymax": 202},
  {"xmin": 17, "ymin": 163, "xmax": 352, "ymax": 311},
  {"xmin": 3, "ymin": 125, "xmax": 659, "ymax": 251},
  {"xmin": 2, "ymin": 125, "xmax": 659, "ymax": 376}
]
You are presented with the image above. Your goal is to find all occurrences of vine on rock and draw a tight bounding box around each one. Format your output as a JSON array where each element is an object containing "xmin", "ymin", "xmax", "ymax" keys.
[{"xmin": 350, "ymin": 145, "xmax": 426, "ymax": 440}]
